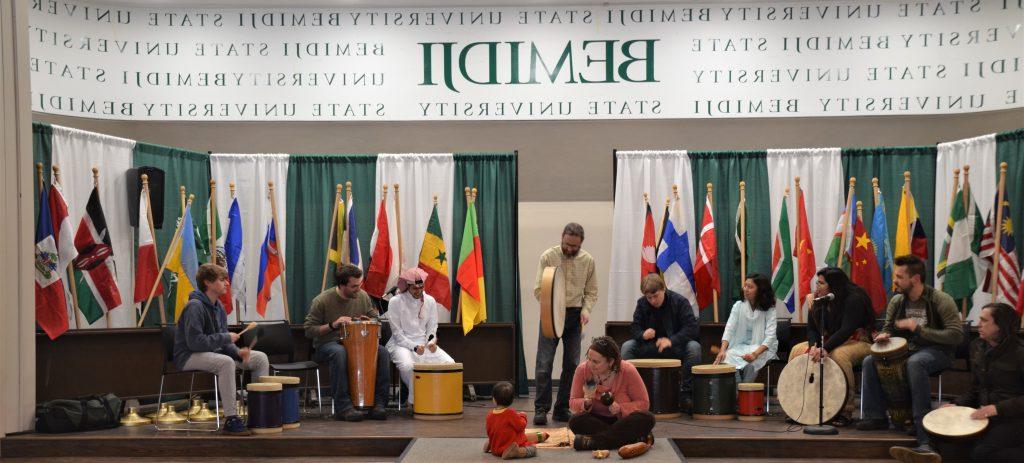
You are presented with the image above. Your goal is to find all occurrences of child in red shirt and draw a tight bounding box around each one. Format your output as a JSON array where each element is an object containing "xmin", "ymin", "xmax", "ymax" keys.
[{"xmin": 485, "ymin": 382, "xmax": 548, "ymax": 459}]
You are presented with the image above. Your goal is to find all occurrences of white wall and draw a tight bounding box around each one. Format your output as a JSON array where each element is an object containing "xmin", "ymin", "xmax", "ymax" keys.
[{"xmin": 518, "ymin": 201, "xmax": 614, "ymax": 381}]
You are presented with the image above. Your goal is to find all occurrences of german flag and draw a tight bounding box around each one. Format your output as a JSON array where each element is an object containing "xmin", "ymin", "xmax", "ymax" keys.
[{"xmin": 418, "ymin": 203, "xmax": 451, "ymax": 310}]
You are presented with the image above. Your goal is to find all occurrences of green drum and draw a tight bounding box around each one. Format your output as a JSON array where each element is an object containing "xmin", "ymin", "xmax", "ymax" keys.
[{"xmin": 691, "ymin": 364, "xmax": 737, "ymax": 420}]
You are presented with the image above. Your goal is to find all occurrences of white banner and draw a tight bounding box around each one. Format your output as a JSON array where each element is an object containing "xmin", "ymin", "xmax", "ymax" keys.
[{"xmin": 29, "ymin": 1, "xmax": 1023, "ymax": 121}]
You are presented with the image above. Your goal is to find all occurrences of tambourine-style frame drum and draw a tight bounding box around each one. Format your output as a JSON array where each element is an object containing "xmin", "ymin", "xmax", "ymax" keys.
[
  {"xmin": 737, "ymin": 383, "xmax": 766, "ymax": 422},
  {"xmin": 540, "ymin": 266, "xmax": 567, "ymax": 339},
  {"xmin": 246, "ymin": 382, "xmax": 283, "ymax": 434},
  {"xmin": 340, "ymin": 320, "xmax": 381, "ymax": 409},
  {"xmin": 777, "ymin": 355, "xmax": 847, "ymax": 425},
  {"xmin": 413, "ymin": 362, "xmax": 464, "ymax": 421},
  {"xmin": 871, "ymin": 336, "xmax": 913, "ymax": 427},
  {"xmin": 692, "ymin": 364, "xmax": 737, "ymax": 420},
  {"xmin": 258, "ymin": 375, "xmax": 301, "ymax": 429},
  {"xmin": 627, "ymin": 359, "xmax": 682, "ymax": 419},
  {"xmin": 923, "ymin": 406, "xmax": 989, "ymax": 440}
]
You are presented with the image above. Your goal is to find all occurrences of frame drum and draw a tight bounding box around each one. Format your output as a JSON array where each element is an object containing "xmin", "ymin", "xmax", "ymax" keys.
[
  {"xmin": 777, "ymin": 355, "xmax": 847, "ymax": 426},
  {"xmin": 692, "ymin": 364, "xmax": 737, "ymax": 420},
  {"xmin": 340, "ymin": 320, "xmax": 381, "ymax": 410},
  {"xmin": 923, "ymin": 406, "xmax": 989, "ymax": 439},
  {"xmin": 413, "ymin": 363, "xmax": 464, "ymax": 420},
  {"xmin": 540, "ymin": 266, "xmax": 567, "ymax": 339},
  {"xmin": 627, "ymin": 359, "xmax": 682, "ymax": 419}
]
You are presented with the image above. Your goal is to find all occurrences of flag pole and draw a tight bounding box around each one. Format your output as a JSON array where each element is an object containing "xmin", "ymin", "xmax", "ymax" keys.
[
  {"xmin": 838, "ymin": 177, "xmax": 856, "ymax": 269},
  {"xmin": 456, "ymin": 186, "xmax": 471, "ymax": 325},
  {"xmin": 739, "ymin": 181, "xmax": 747, "ymax": 283},
  {"xmin": 180, "ymin": 185, "xmax": 186, "ymax": 218},
  {"xmin": 229, "ymin": 182, "xmax": 239, "ymax": 324},
  {"xmin": 707, "ymin": 182, "xmax": 719, "ymax": 323},
  {"xmin": 268, "ymin": 181, "xmax": 291, "ymax": 323},
  {"xmin": 795, "ymin": 176, "xmax": 804, "ymax": 324},
  {"xmin": 961, "ymin": 166, "xmax": 972, "ymax": 319},
  {"xmin": 321, "ymin": 184, "xmax": 343, "ymax": 292},
  {"xmin": 344, "ymin": 181, "xmax": 353, "ymax": 265},
  {"xmin": 139, "ymin": 195, "xmax": 192, "ymax": 327},
  {"xmin": 53, "ymin": 165, "xmax": 83, "ymax": 329},
  {"xmin": 394, "ymin": 183, "xmax": 404, "ymax": 271},
  {"xmin": 990, "ymin": 162, "xmax": 1008, "ymax": 302},
  {"xmin": 92, "ymin": 167, "xmax": 113, "ymax": 329},
  {"xmin": 142, "ymin": 174, "xmax": 166, "ymax": 325},
  {"xmin": 942, "ymin": 169, "xmax": 961, "ymax": 293},
  {"xmin": 208, "ymin": 180, "xmax": 217, "ymax": 264}
]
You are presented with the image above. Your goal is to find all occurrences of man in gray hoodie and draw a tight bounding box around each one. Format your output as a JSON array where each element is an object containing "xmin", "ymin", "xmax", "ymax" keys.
[{"xmin": 174, "ymin": 263, "xmax": 269, "ymax": 435}]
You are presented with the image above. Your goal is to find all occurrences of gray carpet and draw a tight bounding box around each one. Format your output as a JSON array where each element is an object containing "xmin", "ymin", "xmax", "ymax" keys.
[{"xmin": 398, "ymin": 438, "xmax": 682, "ymax": 462}]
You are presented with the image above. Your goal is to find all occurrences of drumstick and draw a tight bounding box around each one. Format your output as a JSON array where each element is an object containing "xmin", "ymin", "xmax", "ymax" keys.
[{"xmin": 238, "ymin": 321, "xmax": 258, "ymax": 336}]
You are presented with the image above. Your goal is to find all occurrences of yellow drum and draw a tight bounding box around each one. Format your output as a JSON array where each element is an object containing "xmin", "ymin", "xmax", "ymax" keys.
[{"xmin": 413, "ymin": 362, "xmax": 463, "ymax": 421}]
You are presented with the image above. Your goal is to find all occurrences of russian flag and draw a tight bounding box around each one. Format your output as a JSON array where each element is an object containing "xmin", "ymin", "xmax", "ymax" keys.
[{"xmin": 256, "ymin": 221, "xmax": 281, "ymax": 317}]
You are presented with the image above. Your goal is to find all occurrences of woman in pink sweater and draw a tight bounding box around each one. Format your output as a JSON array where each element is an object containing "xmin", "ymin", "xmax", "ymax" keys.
[{"xmin": 568, "ymin": 336, "xmax": 655, "ymax": 451}]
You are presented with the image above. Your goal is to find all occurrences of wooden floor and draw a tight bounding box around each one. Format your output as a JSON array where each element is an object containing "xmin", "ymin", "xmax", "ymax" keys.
[{"xmin": 1, "ymin": 395, "xmax": 916, "ymax": 461}]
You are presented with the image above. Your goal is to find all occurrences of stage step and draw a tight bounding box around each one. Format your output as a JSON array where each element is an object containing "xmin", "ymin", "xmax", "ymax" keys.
[{"xmin": 673, "ymin": 435, "xmax": 916, "ymax": 460}]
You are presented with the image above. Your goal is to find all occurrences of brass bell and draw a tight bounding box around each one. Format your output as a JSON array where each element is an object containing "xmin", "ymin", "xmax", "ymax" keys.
[
  {"xmin": 191, "ymin": 402, "xmax": 219, "ymax": 422},
  {"xmin": 145, "ymin": 403, "xmax": 169, "ymax": 420},
  {"xmin": 156, "ymin": 404, "xmax": 186, "ymax": 424},
  {"xmin": 186, "ymin": 399, "xmax": 203, "ymax": 418},
  {"xmin": 120, "ymin": 407, "xmax": 152, "ymax": 427},
  {"xmin": 236, "ymin": 400, "xmax": 248, "ymax": 419}
]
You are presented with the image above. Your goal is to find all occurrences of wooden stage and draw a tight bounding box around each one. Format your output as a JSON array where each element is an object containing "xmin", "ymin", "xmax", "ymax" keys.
[{"xmin": 2, "ymin": 395, "xmax": 915, "ymax": 462}]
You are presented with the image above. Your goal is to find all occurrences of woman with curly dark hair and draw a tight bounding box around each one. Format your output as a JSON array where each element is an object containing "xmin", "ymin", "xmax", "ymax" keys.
[{"xmin": 714, "ymin": 273, "xmax": 778, "ymax": 383}]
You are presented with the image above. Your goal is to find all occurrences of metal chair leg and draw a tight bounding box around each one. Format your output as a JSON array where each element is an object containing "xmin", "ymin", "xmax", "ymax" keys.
[
  {"xmin": 765, "ymin": 364, "xmax": 771, "ymax": 414},
  {"xmin": 213, "ymin": 374, "xmax": 221, "ymax": 430},
  {"xmin": 155, "ymin": 374, "xmax": 166, "ymax": 424},
  {"xmin": 860, "ymin": 371, "xmax": 866, "ymax": 419},
  {"xmin": 315, "ymin": 369, "xmax": 325, "ymax": 417}
]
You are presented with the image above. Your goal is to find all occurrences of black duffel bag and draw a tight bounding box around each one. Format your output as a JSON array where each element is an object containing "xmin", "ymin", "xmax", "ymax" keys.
[{"xmin": 35, "ymin": 393, "xmax": 123, "ymax": 433}]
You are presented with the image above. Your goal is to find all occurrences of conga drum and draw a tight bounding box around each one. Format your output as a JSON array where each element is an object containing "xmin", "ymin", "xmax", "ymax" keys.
[
  {"xmin": 923, "ymin": 406, "xmax": 989, "ymax": 439},
  {"xmin": 627, "ymin": 359, "xmax": 681, "ymax": 419},
  {"xmin": 777, "ymin": 355, "xmax": 847, "ymax": 425},
  {"xmin": 259, "ymin": 375, "xmax": 301, "ymax": 429},
  {"xmin": 692, "ymin": 364, "xmax": 737, "ymax": 420},
  {"xmin": 540, "ymin": 266, "xmax": 566, "ymax": 339},
  {"xmin": 871, "ymin": 336, "xmax": 912, "ymax": 427},
  {"xmin": 246, "ymin": 382, "xmax": 283, "ymax": 434},
  {"xmin": 413, "ymin": 363, "xmax": 463, "ymax": 420},
  {"xmin": 737, "ymin": 383, "xmax": 766, "ymax": 422},
  {"xmin": 340, "ymin": 320, "xmax": 380, "ymax": 409}
]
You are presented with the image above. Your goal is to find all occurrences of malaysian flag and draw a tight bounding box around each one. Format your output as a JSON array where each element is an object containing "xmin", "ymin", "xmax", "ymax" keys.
[{"xmin": 979, "ymin": 196, "xmax": 1020, "ymax": 311}]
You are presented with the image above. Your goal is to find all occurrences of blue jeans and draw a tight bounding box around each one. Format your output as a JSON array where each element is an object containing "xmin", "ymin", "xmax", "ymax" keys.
[
  {"xmin": 313, "ymin": 342, "xmax": 391, "ymax": 412},
  {"xmin": 534, "ymin": 307, "xmax": 582, "ymax": 414},
  {"xmin": 620, "ymin": 339, "xmax": 701, "ymax": 392},
  {"xmin": 861, "ymin": 346, "xmax": 951, "ymax": 445}
]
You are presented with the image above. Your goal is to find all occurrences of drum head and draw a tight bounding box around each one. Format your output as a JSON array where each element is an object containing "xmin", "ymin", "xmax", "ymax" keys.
[
  {"xmin": 870, "ymin": 336, "xmax": 907, "ymax": 355},
  {"xmin": 413, "ymin": 362, "xmax": 464, "ymax": 372},
  {"xmin": 777, "ymin": 356, "xmax": 847, "ymax": 426},
  {"xmin": 540, "ymin": 266, "xmax": 567, "ymax": 339},
  {"xmin": 627, "ymin": 359, "xmax": 682, "ymax": 368},
  {"xmin": 923, "ymin": 406, "xmax": 989, "ymax": 438},
  {"xmin": 692, "ymin": 364, "xmax": 735, "ymax": 375}
]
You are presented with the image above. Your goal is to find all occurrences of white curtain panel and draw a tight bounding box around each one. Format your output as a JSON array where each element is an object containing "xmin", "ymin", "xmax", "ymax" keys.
[
  {"xmin": 51, "ymin": 125, "xmax": 136, "ymax": 329},
  {"xmin": 375, "ymin": 153, "xmax": 455, "ymax": 323},
  {"xmin": 210, "ymin": 153, "xmax": 290, "ymax": 322},
  {"xmin": 766, "ymin": 148, "xmax": 844, "ymax": 321},
  {"xmin": 936, "ymin": 134, "xmax": 997, "ymax": 322},
  {"xmin": 608, "ymin": 150, "xmax": 696, "ymax": 321}
]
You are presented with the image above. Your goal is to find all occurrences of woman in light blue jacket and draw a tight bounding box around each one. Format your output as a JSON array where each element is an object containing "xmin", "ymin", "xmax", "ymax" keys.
[{"xmin": 714, "ymin": 273, "xmax": 778, "ymax": 383}]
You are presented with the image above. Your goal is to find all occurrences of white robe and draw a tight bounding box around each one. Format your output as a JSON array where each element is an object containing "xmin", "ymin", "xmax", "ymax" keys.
[
  {"xmin": 721, "ymin": 301, "xmax": 778, "ymax": 373},
  {"xmin": 386, "ymin": 291, "xmax": 454, "ymax": 404}
]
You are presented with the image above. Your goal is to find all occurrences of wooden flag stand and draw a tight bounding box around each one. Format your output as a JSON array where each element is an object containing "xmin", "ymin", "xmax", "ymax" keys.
[
  {"xmin": 961, "ymin": 166, "xmax": 972, "ymax": 319},
  {"xmin": 739, "ymin": 181, "xmax": 747, "ymax": 284},
  {"xmin": 990, "ymin": 163, "xmax": 1008, "ymax": 304},
  {"xmin": 794, "ymin": 176, "xmax": 804, "ymax": 324},
  {"xmin": 91, "ymin": 167, "xmax": 113, "ymax": 329}
]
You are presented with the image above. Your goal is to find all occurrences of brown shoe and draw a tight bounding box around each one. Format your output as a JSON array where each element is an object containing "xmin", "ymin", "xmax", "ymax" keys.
[
  {"xmin": 890, "ymin": 445, "xmax": 941, "ymax": 463},
  {"xmin": 618, "ymin": 441, "xmax": 651, "ymax": 459}
]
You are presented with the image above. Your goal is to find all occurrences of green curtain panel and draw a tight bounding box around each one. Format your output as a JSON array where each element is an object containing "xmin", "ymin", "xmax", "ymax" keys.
[
  {"xmin": 32, "ymin": 122, "xmax": 53, "ymax": 214},
  {"xmin": 132, "ymin": 142, "xmax": 211, "ymax": 326},
  {"xmin": 688, "ymin": 151, "xmax": 772, "ymax": 323},
  {"xmin": 996, "ymin": 129, "xmax": 1024, "ymax": 263},
  {"xmin": 284, "ymin": 154, "xmax": 378, "ymax": 322},
  {"xmin": 842, "ymin": 146, "xmax": 937, "ymax": 284},
  {"xmin": 451, "ymin": 152, "xmax": 527, "ymax": 394}
]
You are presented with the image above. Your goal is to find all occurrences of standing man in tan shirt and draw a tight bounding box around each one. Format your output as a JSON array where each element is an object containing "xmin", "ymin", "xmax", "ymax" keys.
[
  {"xmin": 303, "ymin": 264, "xmax": 391, "ymax": 422},
  {"xmin": 533, "ymin": 223, "xmax": 598, "ymax": 425}
]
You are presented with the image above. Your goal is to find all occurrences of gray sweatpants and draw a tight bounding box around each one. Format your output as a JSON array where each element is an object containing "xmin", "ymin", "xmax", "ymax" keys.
[{"xmin": 183, "ymin": 350, "xmax": 269, "ymax": 417}]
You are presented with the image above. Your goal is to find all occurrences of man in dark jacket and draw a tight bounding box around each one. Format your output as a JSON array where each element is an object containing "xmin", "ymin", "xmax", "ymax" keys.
[
  {"xmin": 621, "ymin": 274, "xmax": 701, "ymax": 395},
  {"xmin": 174, "ymin": 263, "xmax": 269, "ymax": 435},
  {"xmin": 891, "ymin": 302, "xmax": 1024, "ymax": 463},
  {"xmin": 858, "ymin": 255, "xmax": 964, "ymax": 458}
]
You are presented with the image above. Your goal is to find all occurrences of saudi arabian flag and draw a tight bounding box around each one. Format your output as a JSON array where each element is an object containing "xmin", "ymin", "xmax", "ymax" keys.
[{"xmin": 936, "ymin": 187, "xmax": 982, "ymax": 300}]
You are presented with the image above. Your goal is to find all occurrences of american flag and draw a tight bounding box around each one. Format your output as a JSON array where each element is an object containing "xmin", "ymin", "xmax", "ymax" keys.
[{"xmin": 979, "ymin": 196, "xmax": 1020, "ymax": 310}]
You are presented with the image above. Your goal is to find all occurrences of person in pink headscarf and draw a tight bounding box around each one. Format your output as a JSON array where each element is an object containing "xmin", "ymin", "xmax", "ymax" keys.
[{"xmin": 386, "ymin": 267, "xmax": 455, "ymax": 406}]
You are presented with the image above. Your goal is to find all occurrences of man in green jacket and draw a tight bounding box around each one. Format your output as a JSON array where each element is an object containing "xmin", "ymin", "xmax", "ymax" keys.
[
  {"xmin": 892, "ymin": 302, "xmax": 1024, "ymax": 463},
  {"xmin": 857, "ymin": 255, "xmax": 963, "ymax": 459}
]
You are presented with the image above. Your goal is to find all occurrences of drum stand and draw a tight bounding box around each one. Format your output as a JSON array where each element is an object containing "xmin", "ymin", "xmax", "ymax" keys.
[{"xmin": 804, "ymin": 301, "xmax": 838, "ymax": 436}]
